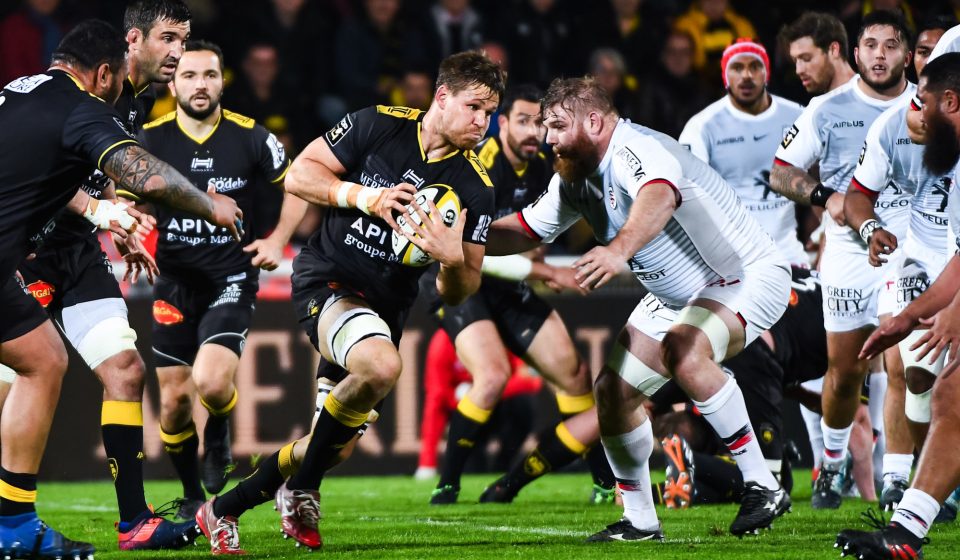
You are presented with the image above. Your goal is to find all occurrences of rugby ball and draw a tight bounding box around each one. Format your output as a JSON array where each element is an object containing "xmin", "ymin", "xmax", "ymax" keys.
[{"xmin": 391, "ymin": 184, "xmax": 462, "ymax": 267}]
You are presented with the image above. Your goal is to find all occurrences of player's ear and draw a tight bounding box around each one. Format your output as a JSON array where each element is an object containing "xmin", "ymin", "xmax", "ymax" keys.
[
  {"xmin": 435, "ymin": 84, "xmax": 448, "ymax": 109},
  {"xmin": 96, "ymin": 63, "xmax": 112, "ymax": 90},
  {"xmin": 944, "ymin": 90, "xmax": 960, "ymax": 114},
  {"xmin": 497, "ymin": 112, "xmax": 508, "ymax": 130},
  {"xmin": 126, "ymin": 27, "xmax": 142, "ymax": 49}
]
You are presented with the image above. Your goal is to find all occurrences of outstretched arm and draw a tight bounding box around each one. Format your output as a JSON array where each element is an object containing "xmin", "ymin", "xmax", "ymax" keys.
[{"xmin": 485, "ymin": 212, "xmax": 543, "ymax": 256}]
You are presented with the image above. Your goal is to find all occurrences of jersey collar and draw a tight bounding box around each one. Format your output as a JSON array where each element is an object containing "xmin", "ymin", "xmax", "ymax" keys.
[
  {"xmin": 177, "ymin": 110, "xmax": 222, "ymax": 145},
  {"xmin": 417, "ymin": 121, "xmax": 461, "ymax": 163}
]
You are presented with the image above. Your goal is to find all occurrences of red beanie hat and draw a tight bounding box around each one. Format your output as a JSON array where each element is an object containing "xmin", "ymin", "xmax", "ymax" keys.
[{"xmin": 721, "ymin": 38, "xmax": 770, "ymax": 88}]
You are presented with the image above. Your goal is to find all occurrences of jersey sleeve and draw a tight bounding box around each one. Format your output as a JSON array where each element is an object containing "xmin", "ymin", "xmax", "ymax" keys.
[
  {"xmin": 774, "ymin": 103, "xmax": 822, "ymax": 171},
  {"xmin": 518, "ymin": 174, "xmax": 582, "ymax": 243},
  {"xmin": 678, "ymin": 115, "xmax": 710, "ymax": 162},
  {"xmin": 851, "ymin": 115, "xmax": 892, "ymax": 195},
  {"xmin": 254, "ymin": 124, "xmax": 291, "ymax": 183},
  {"xmin": 615, "ymin": 139, "xmax": 683, "ymax": 199},
  {"xmin": 61, "ymin": 97, "xmax": 139, "ymax": 170},
  {"xmin": 457, "ymin": 170, "xmax": 495, "ymax": 246},
  {"xmin": 322, "ymin": 106, "xmax": 380, "ymax": 171}
]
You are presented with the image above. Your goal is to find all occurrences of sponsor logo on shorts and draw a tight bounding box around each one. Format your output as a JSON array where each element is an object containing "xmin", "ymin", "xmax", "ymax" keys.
[
  {"xmin": 26, "ymin": 280, "xmax": 55, "ymax": 307},
  {"xmin": 789, "ymin": 289, "xmax": 799, "ymax": 307},
  {"xmin": 211, "ymin": 283, "xmax": 242, "ymax": 307},
  {"xmin": 153, "ymin": 300, "xmax": 184, "ymax": 325},
  {"xmin": 825, "ymin": 286, "xmax": 868, "ymax": 315}
]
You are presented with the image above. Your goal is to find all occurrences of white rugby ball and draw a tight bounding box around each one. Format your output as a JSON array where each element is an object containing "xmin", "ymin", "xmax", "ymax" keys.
[{"xmin": 391, "ymin": 184, "xmax": 462, "ymax": 267}]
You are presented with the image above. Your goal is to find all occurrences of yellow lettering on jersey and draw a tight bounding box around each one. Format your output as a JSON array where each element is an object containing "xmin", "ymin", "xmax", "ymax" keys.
[
  {"xmin": 477, "ymin": 138, "xmax": 500, "ymax": 170},
  {"xmin": 142, "ymin": 111, "xmax": 176, "ymax": 130},
  {"xmin": 376, "ymin": 105, "xmax": 423, "ymax": 120},
  {"xmin": 464, "ymin": 150, "xmax": 494, "ymax": 187},
  {"xmin": 223, "ymin": 110, "xmax": 255, "ymax": 129}
]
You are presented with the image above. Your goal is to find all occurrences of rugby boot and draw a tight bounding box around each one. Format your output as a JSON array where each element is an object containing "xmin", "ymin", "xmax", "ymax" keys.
[
  {"xmin": 836, "ymin": 510, "xmax": 926, "ymax": 560},
  {"xmin": 729, "ymin": 482, "xmax": 791, "ymax": 536},
  {"xmin": 811, "ymin": 462, "xmax": 845, "ymax": 510},
  {"xmin": 0, "ymin": 512, "xmax": 95, "ymax": 560},
  {"xmin": 275, "ymin": 482, "xmax": 322, "ymax": 549},
  {"xmin": 586, "ymin": 518, "xmax": 665, "ymax": 542},
  {"xmin": 934, "ymin": 486, "xmax": 960, "ymax": 524},
  {"xmin": 589, "ymin": 484, "xmax": 616, "ymax": 505},
  {"xmin": 479, "ymin": 477, "xmax": 518, "ymax": 504},
  {"xmin": 430, "ymin": 484, "xmax": 459, "ymax": 505},
  {"xmin": 195, "ymin": 498, "xmax": 245, "ymax": 555},
  {"xmin": 117, "ymin": 507, "xmax": 201, "ymax": 550},
  {"xmin": 879, "ymin": 477, "xmax": 909, "ymax": 512},
  {"xmin": 661, "ymin": 435, "xmax": 696, "ymax": 509}
]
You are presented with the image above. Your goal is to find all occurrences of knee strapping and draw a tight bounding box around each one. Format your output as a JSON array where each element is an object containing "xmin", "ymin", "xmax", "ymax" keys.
[
  {"xmin": 325, "ymin": 308, "xmax": 391, "ymax": 368},
  {"xmin": 606, "ymin": 343, "xmax": 668, "ymax": 397},
  {"xmin": 675, "ymin": 306, "xmax": 731, "ymax": 361}
]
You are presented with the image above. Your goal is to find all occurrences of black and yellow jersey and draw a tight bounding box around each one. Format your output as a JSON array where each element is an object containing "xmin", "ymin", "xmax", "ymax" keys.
[
  {"xmin": 0, "ymin": 70, "xmax": 138, "ymax": 279},
  {"xmin": 44, "ymin": 77, "xmax": 157, "ymax": 248},
  {"xmin": 137, "ymin": 109, "xmax": 291, "ymax": 283},
  {"xmin": 295, "ymin": 105, "xmax": 495, "ymax": 310},
  {"xmin": 475, "ymin": 136, "xmax": 551, "ymax": 220}
]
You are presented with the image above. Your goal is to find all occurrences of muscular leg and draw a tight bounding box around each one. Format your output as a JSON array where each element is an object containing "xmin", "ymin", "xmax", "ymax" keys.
[
  {"xmin": 820, "ymin": 329, "xmax": 873, "ymax": 461},
  {"xmin": 882, "ymin": 336, "xmax": 915, "ymax": 488},
  {"xmin": 193, "ymin": 344, "xmax": 240, "ymax": 494},
  {"xmin": 158, "ymin": 365, "xmax": 205, "ymax": 501}
]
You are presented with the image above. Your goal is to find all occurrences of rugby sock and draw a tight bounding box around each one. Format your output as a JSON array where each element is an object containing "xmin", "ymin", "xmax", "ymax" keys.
[
  {"xmin": 200, "ymin": 389, "xmax": 238, "ymax": 418},
  {"xmin": 693, "ymin": 377, "xmax": 779, "ymax": 490},
  {"xmin": 556, "ymin": 392, "xmax": 594, "ymax": 420},
  {"xmin": 883, "ymin": 453, "xmax": 914, "ymax": 485},
  {"xmin": 501, "ymin": 422, "xmax": 586, "ymax": 491},
  {"xmin": 101, "ymin": 401, "xmax": 148, "ymax": 522},
  {"xmin": 555, "ymin": 394, "xmax": 615, "ymax": 488},
  {"xmin": 820, "ymin": 418, "xmax": 852, "ymax": 468},
  {"xmin": 694, "ymin": 452, "xmax": 744, "ymax": 502},
  {"xmin": 0, "ymin": 468, "xmax": 36, "ymax": 516},
  {"xmin": 437, "ymin": 397, "xmax": 492, "ymax": 489},
  {"xmin": 201, "ymin": 390, "xmax": 236, "ymax": 456},
  {"xmin": 799, "ymin": 407, "xmax": 825, "ymax": 469},
  {"xmin": 869, "ymin": 372, "xmax": 887, "ymax": 481},
  {"xmin": 287, "ymin": 394, "xmax": 366, "ymax": 490},
  {"xmin": 214, "ymin": 441, "xmax": 299, "ymax": 518},
  {"xmin": 601, "ymin": 420, "xmax": 659, "ymax": 531},
  {"xmin": 160, "ymin": 422, "xmax": 205, "ymax": 500},
  {"xmin": 891, "ymin": 489, "xmax": 940, "ymax": 539}
]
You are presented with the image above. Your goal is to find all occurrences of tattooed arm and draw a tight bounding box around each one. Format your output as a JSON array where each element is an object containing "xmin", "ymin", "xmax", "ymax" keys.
[
  {"xmin": 770, "ymin": 162, "xmax": 845, "ymax": 224},
  {"xmin": 102, "ymin": 144, "xmax": 243, "ymax": 240}
]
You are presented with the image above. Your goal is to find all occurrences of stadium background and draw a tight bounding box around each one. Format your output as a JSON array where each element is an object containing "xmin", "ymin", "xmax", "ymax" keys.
[{"xmin": 1, "ymin": 0, "xmax": 948, "ymax": 480}]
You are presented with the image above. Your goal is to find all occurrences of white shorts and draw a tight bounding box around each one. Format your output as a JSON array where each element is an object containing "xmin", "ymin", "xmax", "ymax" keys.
[
  {"xmin": 627, "ymin": 258, "xmax": 790, "ymax": 349},
  {"xmin": 888, "ymin": 237, "xmax": 948, "ymax": 316},
  {"xmin": 820, "ymin": 241, "xmax": 903, "ymax": 332}
]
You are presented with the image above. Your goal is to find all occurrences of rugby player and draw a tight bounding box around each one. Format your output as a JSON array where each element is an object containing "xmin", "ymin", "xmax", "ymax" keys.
[
  {"xmin": 193, "ymin": 50, "xmax": 503, "ymax": 554},
  {"xmin": 779, "ymin": 12, "xmax": 857, "ymax": 96},
  {"xmin": 135, "ymin": 40, "xmax": 301, "ymax": 514},
  {"xmin": 770, "ymin": 10, "xmax": 915, "ymax": 509},
  {"xmin": 426, "ymin": 84, "xmax": 614, "ymax": 506},
  {"xmin": 838, "ymin": 51, "xmax": 960, "ymax": 560},
  {"xmin": 0, "ymin": 19, "xmax": 241, "ymax": 559},
  {"xmin": 487, "ymin": 77, "xmax": 791, "ymax": 540}
]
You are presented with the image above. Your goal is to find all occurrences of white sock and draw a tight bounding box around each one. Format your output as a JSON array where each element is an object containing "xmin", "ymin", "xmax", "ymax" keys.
[
  {"xmin": 800, "ymin": 407, "xmax": 824, "ymax": 469},
  {"xmin": 882, "ymin": 453, "xmax": 914, "ymax": 483},
  {"xmin": 891, "ymin": 488, "xmax": 940, "ymax": 539},
  {"xmin": 601, "ymin": 420, "xmax": 659, "ymax": 531},
  {"xmin": 693, "ymin": 377, "xmax": 779, "ymax": 490},
  {"xmin": 869, "ymin": 372, "xmax": 887, "ymax": 483},
  {"xmin": 820, "ymin": 418, "xmax": 852, "ymax": 467}
]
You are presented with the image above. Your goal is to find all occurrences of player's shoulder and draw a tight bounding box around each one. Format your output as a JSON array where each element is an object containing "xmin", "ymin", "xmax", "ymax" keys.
[
  {"xmin": 685, "ymin": 96, "xmax": 729, "ymax": 131},
  {"xmin": 462, "ymin": 149, "xmax": 495, "ymax": 189},
  {"xmin": 475, "ymin": 136, "xmax": 501, "ymax": 170},
  {"xmin": 804, "ymin": 78, "xmax": 858, "ymax": 114},
  {"xmin": 770, "ymin": 94, "xmax": 804, "ymax": 115},
  {"xmin": 873, "ymin": 102, "xmax": 908, "ymax": 133},
  {"xmin": 611, "ymin": 121, "xmax": 678, "ymax": 174},
  {"xmin": 222, "ymin": 109, "xmax": 256, "ymax": 129},
  {"xmin": 142, "ymin": 111, "xmax": 177, "ymax": 131},
  {"xmin": 375, "ymin": 105, "xmax": 423, "ymax": 121}
]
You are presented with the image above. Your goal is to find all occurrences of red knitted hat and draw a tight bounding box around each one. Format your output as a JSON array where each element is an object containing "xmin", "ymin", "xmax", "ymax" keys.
[{"xmin": 721, "ymin": 38, "xmax": 770, "ymax": 88}]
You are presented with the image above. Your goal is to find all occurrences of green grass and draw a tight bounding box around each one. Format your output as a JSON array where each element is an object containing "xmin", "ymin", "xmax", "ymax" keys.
[{"xmin": 35, "ymin": 472, "xmax": 960, "ymax": 558}]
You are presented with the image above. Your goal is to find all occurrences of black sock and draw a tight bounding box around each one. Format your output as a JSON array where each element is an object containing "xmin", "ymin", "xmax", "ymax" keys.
[
  {"xmin": 694, "ymin": 452, "xmax": 744, "ymax": 503},
  {"xmin": 214, "ymin": 450, "xmax": 285, "ymax": 518},
  {"xmin": 287, "ymin": 399, "xmax": 364, "ymax": 491},
  {"xmin": 586, "ymin": 445, "xmax": 615, "ymax": 489},
  {"xmin": 437, "ymin": 408, "xmax": 490, "ymax": 489},
  {"xmin": 103, "ymin": 424, "xmax": 148, "ymax": 522},
  {"xmin": 161, "ymin": 423, "xmax": 205, "ymax": 500},
  {"xmin": 0, "ymin": 468, "xmax": 36, "ymax": 516},
  {"xmin": 502, "ymin": 425, "xmax": 581, "ymax": 491}
]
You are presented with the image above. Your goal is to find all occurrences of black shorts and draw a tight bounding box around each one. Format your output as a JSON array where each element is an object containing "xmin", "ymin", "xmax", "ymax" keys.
[
  {"xmin": 437, "ymin": 280, "xmax": 553, "ymax": 356},
  {"xmin": 17, "ymin": 234, "xmax": 122, "ymax": 314},
  {"xmin": 152, "ymin": 274, "xmax": 258, "ymax": 367},
  {"xmin": 0, "ymin": 274, "xmax": 47, "ymax": 343}
]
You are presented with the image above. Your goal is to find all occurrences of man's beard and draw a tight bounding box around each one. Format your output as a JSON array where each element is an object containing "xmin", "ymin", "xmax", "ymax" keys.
[
  {"xmin": 858, "ymin": 60, "xmax": 903, "ymax": 92},
  {"xmin": 507, "ymin": 133, "xmax": 540, "ymax": 162},
  {"xmin": 553, "ymin": 134, "xmax": 599, "ymax": 183},
  {"xmin": 923, "ymin": 110, "xmax": 960, "ymax": 175},
  {"xmin": 179, "ymin": 95, "xmax": 220, "ymax": 120}
]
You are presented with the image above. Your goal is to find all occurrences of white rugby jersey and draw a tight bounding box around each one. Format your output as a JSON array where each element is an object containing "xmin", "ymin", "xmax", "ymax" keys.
[
  {"xmin": 853, "ymin": 104, "xmax": 951, "ymax": 252},
  {"xmin": 680, "ymin": 94, "xmax": 805, "ymax": 264},
  {"xmin": 929, "ymin": 24, "xmax": 960, "ymax": 62},
  {"xmin": 774, "ymin": 75, "xmax": 916, "ymax": 251},
  {"xmin": 519, "ymin": 119, "xmax": 782, "ymax": 309}
]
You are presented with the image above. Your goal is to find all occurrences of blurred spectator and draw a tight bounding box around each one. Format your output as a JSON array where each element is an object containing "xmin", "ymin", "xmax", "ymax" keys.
[
  {"xmin": 0, "ymin": 0, "xmax": 69, "ymax": 85},
  {"xmin": 840, "ymin": 0, "xmax": 918, "ymax": 44},
  {"xmin": 406, "ymin": 0, "xmax": 485, "ymax": 75},
  {"xmin": 335, "ymin": 0, "xmax": 408, "ymax": 111},
  {"xmin": 673, "ymin": 0, "xmax": 758, "ymax": 85},
  {"xmin": 587, "ymin": 48, "xmax": 642, "ymax": 120},
  {"xmin": 480, "ymin": 40, "xmax": 509, "ymax": 138},
  {"xmin": 228, "ymin": 42, "xmax": 299, "ymax": 152},
  {"xmin": 393, "ymin": 69, "xmax": 434, "ymax": 110},
  {"xmin": 497, "ymin": 0, "xmax": 578, "ymax": 89},
  {"xmin": 633, "ymin": 30, "xmax": 711, "ymax": 139},
  {"xmin": 581, "ymin": 0, "xmax": 674, "ymax": 78}
]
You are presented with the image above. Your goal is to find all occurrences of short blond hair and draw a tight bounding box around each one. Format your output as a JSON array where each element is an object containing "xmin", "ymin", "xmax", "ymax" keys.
[{"xmin": 541, "ymin": 76, "xmax": 616, "ymax": 119}]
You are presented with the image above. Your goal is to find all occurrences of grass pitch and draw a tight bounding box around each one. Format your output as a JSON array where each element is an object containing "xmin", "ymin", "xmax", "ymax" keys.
[{"xmin": 39, "ymin": 471, "xmax": 960, "ymax": 559}]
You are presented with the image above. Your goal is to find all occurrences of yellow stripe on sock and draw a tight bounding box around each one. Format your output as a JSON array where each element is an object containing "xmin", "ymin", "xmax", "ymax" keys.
[
  {"xmin": 159, "ymin": 423, "xmax": 196, "ymax": 445},
  {"xmin": 200, "ymin": 389, "xmax": 238, "ymax": 416},
  {"xmin": 456, "ymin": 396, "xmax": 492, "ymax": 424},
  {"xmin": 555, "ymin": 422, "xmax": 588, "ymax": 455},
  {"xmin": 0, "ymin": 480, "xmax": 36, "ymax": 503},
  {"xmin": 278, "ymin": 441, "xmax": 299, "ymax": 478},
  {"xmin": 101, "ymin": 401, "xmax": 143, "ymax": 426},
  {"xmin": 323, "ymin": 394, "xmax": 369, "ymax": 428},
  {"xmin": 556, "ymin": 392, "xmax": 595, "ymax": 415}
]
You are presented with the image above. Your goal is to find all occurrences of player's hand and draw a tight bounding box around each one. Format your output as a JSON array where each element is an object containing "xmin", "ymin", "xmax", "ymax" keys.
[
  {"xmin": 572, "ymin": 245, "xmax": 626, "ymax": 292},
  {"xmin": 404, "ymin": 202, "xmax": 467, "ymax": 267},
  {"xmin": 544, "ymin": 265, "xmax": 588, "ymax": 295},
  {"xmin": 825, "ymin": 192, "xmax": 846, "ymax": 226},
  {"xmin": 860, "ymin": 312, "xmax": 916, "ymax": 359},
  {"xmin": 207, "ymin": 186, "xmax": 243, "ymax": 242},
  {"xmin": 120, "ymin": 234, "xmax": 158, "ymax": 285},
  {"xmin": 128, "ymin": 205, "xmax": 156, "ymax": 243},
  {"xmin": 867, "ymin": 229, "xmax": 898, "ymax": 267},
  {"xmin": 910, "ymin": 310, "xmax": 960, "ymax": 365},
  {"xmin": 371, "ymin": 183, "xmax": 416, "ymax": 233},
  {"xmin": 244, "ymin": 237, "xmax": 284, "ymax": 271}
]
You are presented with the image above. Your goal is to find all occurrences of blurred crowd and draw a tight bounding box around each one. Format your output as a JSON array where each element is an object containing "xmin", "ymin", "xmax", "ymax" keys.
[{"xmin": 3, "ymin": 0, "xmax": 960, "ymax": 250}]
